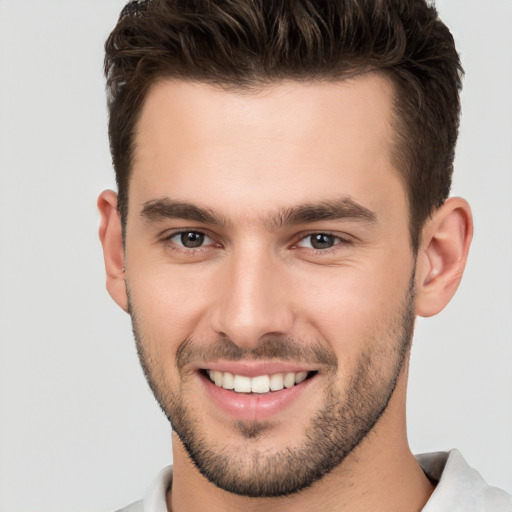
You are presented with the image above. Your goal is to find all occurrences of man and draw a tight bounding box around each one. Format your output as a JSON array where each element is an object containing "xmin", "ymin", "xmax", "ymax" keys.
[{"xmin": 98, "ymin": 0, "xmax": 512, "ymax": 511}]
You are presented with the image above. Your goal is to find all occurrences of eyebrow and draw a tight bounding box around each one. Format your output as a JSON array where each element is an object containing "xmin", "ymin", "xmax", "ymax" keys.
[
  {"xmin": 140, "ymin": 198, "xmax": 226, "ymax": 226},
  {"xmin": 139, "ymin": 197, "xmax": 376, "ymax": 229},
  {"xmin": 266, "ymin": 198, "xmax": 377, "ymax": 230}
]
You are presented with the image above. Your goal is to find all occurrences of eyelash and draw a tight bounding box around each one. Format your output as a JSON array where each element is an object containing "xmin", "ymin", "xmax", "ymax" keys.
[{"xmin": 161, "ymin": 230, "xmax": 352, "ymax": 254}]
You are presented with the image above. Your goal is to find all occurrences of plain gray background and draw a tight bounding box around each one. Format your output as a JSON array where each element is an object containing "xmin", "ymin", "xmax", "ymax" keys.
[{"xmin": 0, "ymin": 1, "xmax": 511, "ymax": 511}]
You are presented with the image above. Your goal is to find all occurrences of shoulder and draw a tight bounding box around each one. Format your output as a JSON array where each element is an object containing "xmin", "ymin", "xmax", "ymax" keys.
[{"xmin": 418, "ymin": 449, "xmax": 512, "ymax": 511}]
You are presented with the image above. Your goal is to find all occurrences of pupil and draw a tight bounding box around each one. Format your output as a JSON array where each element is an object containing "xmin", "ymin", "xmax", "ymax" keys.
[
  {"xmin": 181, "ymin": 232, "xmax": 204, "ymax": 248},
  {"xmin": 311, "ymin": 234, "xmax": 334, "ymax": 249}
]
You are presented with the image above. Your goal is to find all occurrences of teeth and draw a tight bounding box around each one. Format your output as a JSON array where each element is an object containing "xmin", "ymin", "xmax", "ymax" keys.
[
  {"xmin": 269, "ymin": 373, "xmax": 284, "ymax": 391},
  {"xmin": 213, "ymin": 370, "xmax": 223, "ymax": 387},
  {"xmin": 233, "ymin": 375, "xmax": 251, "ymax": 393},
  {"xmin": 283, "ymin": 372, "xmax": 295, "ymax": 388},
  {"xmin": 295, "ymin": 371, "xmax": 308, "ymax": 384},
  {"xmin": 251, "ymin": 375, "xmax": 270, "ymax": 393},
  {"xmin": 223, "ymin": 372, "xmax": 234, "ymax": 390},
  {"xmin": 207, "ymin": 370, "xmax": 311, "ymax": 393}
]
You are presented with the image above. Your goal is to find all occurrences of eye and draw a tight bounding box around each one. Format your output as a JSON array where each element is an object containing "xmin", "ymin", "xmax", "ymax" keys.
[
  {"xmin": 170, "ymin": 231, "xmax": 213, "ymax": 249},
  {"xmin": 297, "ymin": 233, "xmax": 344, "ymax": 250}
]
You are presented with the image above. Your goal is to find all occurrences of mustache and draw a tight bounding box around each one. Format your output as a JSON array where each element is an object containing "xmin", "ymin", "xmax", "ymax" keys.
[{"xmin": 176, "ymin": 336, "xmax": 338, "ymax": 371}]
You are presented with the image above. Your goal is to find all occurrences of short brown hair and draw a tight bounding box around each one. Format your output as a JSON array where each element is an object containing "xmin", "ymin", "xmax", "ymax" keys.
[{"xmin": 105, "ymin": 0, "xmax": 463, "ymax": 251}]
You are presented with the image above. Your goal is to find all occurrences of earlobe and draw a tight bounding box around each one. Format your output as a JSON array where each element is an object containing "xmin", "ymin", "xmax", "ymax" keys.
[
  {"xmin": 415, "ymin": 197, "xmax": 473, "ymax": 317},
  {"xmin": 98, "ymin": 190, "xmax": 129, "ymax": 312}
]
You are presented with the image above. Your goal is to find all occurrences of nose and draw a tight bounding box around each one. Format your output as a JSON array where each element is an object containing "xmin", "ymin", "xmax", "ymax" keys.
[{"xmin": 210, "ymin": 246, "xmax": 295, "ymax": 349}]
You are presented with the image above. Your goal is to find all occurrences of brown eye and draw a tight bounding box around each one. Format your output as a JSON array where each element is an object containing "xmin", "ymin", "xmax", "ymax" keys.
[
  {"xmin": 309, "ymin": 233, "xmax": 336, "ymax": 249},
  {"xmin": 296, "ymin": 233, "xmax": 348, "ymax": 251},
  {"xmin": 169, "ymin": 231, "xmax": 212, "ymax": 248},
  {"xmin": 180, "ymin": 232, "xmax": 205, "ymax": 248}
]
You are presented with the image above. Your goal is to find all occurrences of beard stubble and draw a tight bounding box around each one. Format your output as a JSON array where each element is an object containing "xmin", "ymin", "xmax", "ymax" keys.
[{"xmin": 128, "ymin": 274, "xmax": 416, "ymax": 498}]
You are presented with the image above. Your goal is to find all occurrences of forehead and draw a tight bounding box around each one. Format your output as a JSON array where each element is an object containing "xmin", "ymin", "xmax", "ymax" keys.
[{"xmin": 130, "ymin": 75, "xmax": 405, "ymax": 223}]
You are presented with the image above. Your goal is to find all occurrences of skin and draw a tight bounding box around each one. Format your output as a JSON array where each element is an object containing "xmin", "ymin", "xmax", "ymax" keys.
[{"xmin": 98, "ymin": 74, "xmax": 473, "ymax": 512}]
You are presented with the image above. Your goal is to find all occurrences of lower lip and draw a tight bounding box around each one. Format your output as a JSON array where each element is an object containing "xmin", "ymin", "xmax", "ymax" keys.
[{"xmin": 200, "ymin": 372, "xmax": 317, "ymax": 422}]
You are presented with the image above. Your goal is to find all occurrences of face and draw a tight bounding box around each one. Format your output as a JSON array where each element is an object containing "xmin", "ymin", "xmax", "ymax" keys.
[{"xmin": 124, "ymin": 76, "xmax": 417, "ymax": 496}]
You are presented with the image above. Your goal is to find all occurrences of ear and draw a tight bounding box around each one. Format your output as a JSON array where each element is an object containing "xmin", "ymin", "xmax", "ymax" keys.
[
  {"xmin": 98, "ymin": 190, "xmax": 128, "ymax": 312},
  {"xmin": 415, "ymin": 197, "xmax": 473, "ymax": 317}
]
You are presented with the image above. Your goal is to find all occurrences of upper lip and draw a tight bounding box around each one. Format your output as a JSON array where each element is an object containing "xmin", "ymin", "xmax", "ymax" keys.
[{"xmin": 196, "ymin": 361, "xmax": 317, "ymax": 377}]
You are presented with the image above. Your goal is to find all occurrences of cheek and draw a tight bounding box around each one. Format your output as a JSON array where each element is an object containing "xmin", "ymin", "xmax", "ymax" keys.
[
  {"xmin": 293, "ymin": 258, "xmax": 413, "ymax": 359},
  {"xmin": 127, "ymin": 267, "xmax": 214, "ymax": 352}
]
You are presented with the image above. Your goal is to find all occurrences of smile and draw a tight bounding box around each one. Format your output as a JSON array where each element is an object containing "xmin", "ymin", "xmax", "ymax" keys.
[
  {"xmin": 199, "ymin": 363, "xmax": 320, "ymax": 421},
  {"xmin": 205, "ymin": 370, "xmax": 312, "ymax": 394}
]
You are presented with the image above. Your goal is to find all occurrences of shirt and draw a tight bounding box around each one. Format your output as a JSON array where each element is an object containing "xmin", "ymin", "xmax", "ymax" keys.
[{"xmin": 116, "ymin": 449, "xmax": 512, "ymax": 512}]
